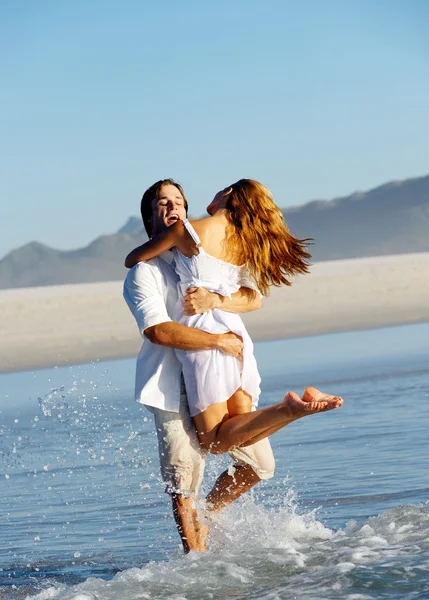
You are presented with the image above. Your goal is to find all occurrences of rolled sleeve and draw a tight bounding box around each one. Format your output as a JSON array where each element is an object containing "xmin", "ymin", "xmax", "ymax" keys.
[{"xmin": 123, "ymin": 262, "xmax": 171, "ymax": 336}]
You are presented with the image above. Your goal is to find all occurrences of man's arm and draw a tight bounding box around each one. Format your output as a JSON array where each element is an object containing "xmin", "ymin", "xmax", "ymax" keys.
[
  {"xmin": 144, "ymin": 322, "xmax": 243, "ymax": 357},
  {"xmin": 184, "ymin": 287, "xmax": 262, "ymax": 316}
]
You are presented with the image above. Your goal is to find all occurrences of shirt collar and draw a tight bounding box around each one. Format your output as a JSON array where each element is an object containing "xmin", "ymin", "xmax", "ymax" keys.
[{"xmin": 159, "ymin": 250, "xmax": 174, "ymax": 265}]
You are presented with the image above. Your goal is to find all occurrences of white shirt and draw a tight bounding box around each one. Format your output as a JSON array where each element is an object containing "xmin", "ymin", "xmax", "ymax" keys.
[{"xmin": 123, "ymin": 254, "xmax": 183, "ymax": 412}]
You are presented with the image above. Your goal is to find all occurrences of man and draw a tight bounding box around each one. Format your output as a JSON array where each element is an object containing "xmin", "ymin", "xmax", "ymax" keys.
[{"xmin": 123, "ymin": 178, "xmax": 275, "ymax": 553}]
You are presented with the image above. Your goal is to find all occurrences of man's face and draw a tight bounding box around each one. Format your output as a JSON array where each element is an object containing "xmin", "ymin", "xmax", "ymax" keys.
[{"xmin": 151, "ymin": 184, "xmax": 187, "ymax": 235}]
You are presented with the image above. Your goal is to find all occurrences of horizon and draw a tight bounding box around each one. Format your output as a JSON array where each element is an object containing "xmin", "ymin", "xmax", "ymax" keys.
[{"xmin": 1, "ymin": 1, "xmax": 428, "ymax": 257}]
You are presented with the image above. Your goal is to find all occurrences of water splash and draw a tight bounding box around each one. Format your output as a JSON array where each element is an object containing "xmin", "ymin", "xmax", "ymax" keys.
[{"xmin": 24, "ymin": 499, "xmax": 429, "ymax": 600}]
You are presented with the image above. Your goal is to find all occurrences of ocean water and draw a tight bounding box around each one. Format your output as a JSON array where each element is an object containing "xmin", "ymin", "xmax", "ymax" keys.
[{"xmin": 1, "ymin": 322, "xmax": 429, "ymax": 600}]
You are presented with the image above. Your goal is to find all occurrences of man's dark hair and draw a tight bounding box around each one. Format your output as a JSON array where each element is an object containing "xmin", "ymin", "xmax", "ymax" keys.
[{"xmin": 140, "ymin": 178, "xmax": 188, "ymax": 238}]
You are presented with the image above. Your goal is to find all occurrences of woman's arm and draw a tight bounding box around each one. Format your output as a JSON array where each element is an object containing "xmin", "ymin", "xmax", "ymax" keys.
[
  {"xmin": 183, "ymin": 287, "xmax": 262, "ymax": 315},
  {"xmin": 125, "ymin": 221, "xmax": 185, "ymax": 268}
]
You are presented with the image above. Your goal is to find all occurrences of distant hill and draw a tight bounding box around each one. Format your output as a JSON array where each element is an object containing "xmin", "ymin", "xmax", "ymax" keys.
[
  {"xmin": 118, "ymin": 216, "xmax": 146, "ymax": 236},
  {"xmin": 1, "ymin": 174, "xmax": 428, "ymax": 289},
  {"xmin": 285, "ymin": 175, "xmax": 429, "ymax": 261},
  {"xmin": 0, "ymin": 232, "xmax": 148, "ymax": 289}
]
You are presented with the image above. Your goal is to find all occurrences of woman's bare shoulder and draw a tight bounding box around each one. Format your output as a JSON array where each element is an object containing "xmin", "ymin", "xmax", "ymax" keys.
[
  {"xmin": 188, "ymin": 216, "xmax": 213, "ymax": 235},
  {"xmin": 190, "ymin": 214, "xmax": 228, "ymax": 228},
  {"xmin": 189, "ymin": 216, "xmax": 212, "ymax": 226},
  {"xmin": 188, "ymin": 215, "xmax": 229, "ymax": 254}
]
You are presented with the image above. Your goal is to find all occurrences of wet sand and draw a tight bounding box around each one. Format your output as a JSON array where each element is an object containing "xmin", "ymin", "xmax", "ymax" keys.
[{"xmin": 1, "ymin": 252, "xmax": 428, "ymax": 373}]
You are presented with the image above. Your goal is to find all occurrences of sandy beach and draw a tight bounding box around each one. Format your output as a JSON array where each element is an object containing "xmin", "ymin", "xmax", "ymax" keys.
[{"xmin": 1, "ymin": 252, "xmax": 429, "ymax": 373}]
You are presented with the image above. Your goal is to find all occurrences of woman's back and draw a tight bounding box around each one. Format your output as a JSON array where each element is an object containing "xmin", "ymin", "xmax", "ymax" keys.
[{"xmin": 189, "ymin": 213, "xmax": 242, "ymax": 266}]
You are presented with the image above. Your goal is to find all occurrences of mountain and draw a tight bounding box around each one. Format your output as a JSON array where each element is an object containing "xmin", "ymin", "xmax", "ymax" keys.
[
  {"xmin": 1, "ymin": 175, "xmax": 428, "ymax": 289},
  {"xmin": 0, "ymin": 232, "xmax": 147, "ymax": 289},
  {"xmin": 285, "ymin": 175, "xmax": 429, "ymax": 261},
  {"xmin": 118, "ymin": 216, "xmax": 145, "ymax": 236}
]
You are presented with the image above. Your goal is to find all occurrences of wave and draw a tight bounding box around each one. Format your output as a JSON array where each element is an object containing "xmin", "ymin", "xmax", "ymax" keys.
[{"xmin": 7, "ymin": 495, "xmax": 428, "ymax": 600}]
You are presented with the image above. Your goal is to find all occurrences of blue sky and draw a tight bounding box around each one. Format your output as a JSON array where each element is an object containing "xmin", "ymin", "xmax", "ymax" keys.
[{"xmin": 1, "ymin": 0, "xmax": 428, "ymax": 258}]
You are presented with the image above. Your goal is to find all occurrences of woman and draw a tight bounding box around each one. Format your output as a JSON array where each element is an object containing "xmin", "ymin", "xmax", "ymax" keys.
[{"xmin": 125, "ymin": 179, "xmax": 343, "ymax": 453}]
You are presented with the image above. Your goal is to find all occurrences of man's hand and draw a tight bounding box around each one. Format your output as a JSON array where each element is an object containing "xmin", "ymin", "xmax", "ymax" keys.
[
  {"xmin": 216, "ymin": 332, "xmax": 243, "ymax": 360},
  {"xmin": 184, "ymin": 287, "xmax": 222, "ymax": 315}
]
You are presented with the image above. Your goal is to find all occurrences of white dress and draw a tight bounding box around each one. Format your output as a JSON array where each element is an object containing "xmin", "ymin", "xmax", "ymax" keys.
[{"xmin": 172, "ymin": 219, "xmax": 261, "ymax": 417}]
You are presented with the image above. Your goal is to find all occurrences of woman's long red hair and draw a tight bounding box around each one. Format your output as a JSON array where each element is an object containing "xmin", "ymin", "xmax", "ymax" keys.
[{"xmin": 224, "ymin": 179, "xmax": 311, "ymax": 295}]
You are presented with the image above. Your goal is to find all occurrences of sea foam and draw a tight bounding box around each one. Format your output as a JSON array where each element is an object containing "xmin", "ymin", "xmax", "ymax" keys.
[{"xmin": 25, "ymin": 497, "xmax": 429, "ymax": 600}]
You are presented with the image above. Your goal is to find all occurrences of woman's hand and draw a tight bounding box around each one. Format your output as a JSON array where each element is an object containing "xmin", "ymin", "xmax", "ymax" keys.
[
  {"xmin": 183, "ymin": 287, "xmax": 222, "ymax": 315},
  {"xmin": 183, "ymin": 286, "xmax": 262, "ymax": 315}
]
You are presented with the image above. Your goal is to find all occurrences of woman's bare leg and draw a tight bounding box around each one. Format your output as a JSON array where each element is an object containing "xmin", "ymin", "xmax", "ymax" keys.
[
  {"xmin": 193, "ymin": 387, "xmax": 343, "ymax": 454},
  {"xmin": 239, "ymin": 387, "xmax": 342, "ymax": 446},
  {"xmin": 228, "ymin": 389, "xmax": 253, "ymax": 416}
]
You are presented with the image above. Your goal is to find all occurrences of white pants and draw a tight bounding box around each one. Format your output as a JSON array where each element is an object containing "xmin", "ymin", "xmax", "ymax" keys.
[{"xmin": 153, "ymin": 393, "xmax": 275, "ymax": 496}]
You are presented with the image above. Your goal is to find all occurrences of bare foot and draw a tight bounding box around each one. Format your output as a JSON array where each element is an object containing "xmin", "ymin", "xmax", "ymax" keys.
[
  {"xmin": 302, "ymin": 386, "xmax": 343, "ymax": 409},
  {"xmin": 281, "ymin": 388, "xmax": 343, "ymax": 419}
]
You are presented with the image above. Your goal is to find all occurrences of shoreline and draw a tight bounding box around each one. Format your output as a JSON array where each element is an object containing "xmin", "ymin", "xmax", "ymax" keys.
[
  {"xmin": 1, "ymin": 252, "xmax": 429, "ymax": 374},
  {"xmin": 3, "ymin": 320, "xmax": 429, "ymax": 377}
]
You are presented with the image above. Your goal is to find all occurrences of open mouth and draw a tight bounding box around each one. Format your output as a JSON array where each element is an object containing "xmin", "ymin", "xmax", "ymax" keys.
[{"xmin": 167, "ymin": 214, "xmax": 180, "ymax": 224}]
